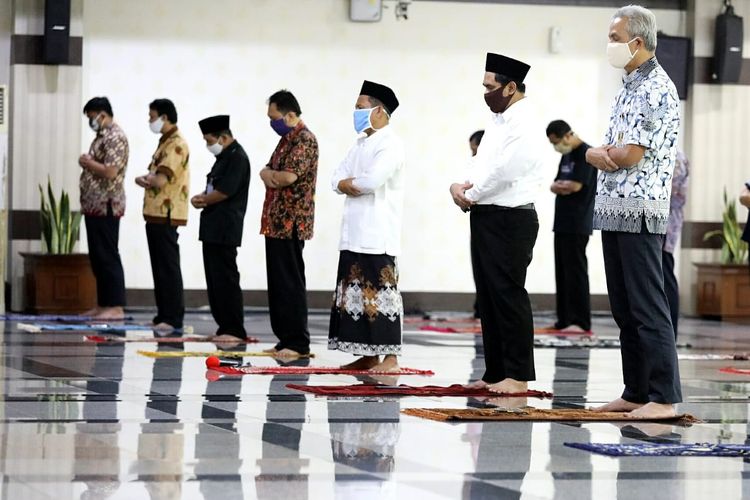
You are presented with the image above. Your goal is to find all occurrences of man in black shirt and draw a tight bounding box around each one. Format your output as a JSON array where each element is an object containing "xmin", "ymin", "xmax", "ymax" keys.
[
  {"xmin": 546, "ymin": 120, "xmax": 597, "ymax": 332},
  {"xmin": 192, "ymin": 115, "xmax": 251, "ymax": 341}
]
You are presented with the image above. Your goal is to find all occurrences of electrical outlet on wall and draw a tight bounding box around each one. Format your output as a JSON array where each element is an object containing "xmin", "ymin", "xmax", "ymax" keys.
[
  {"xmin": 350, "ymin": 0, "xmax": 382, "ymax": 22},
  {"xmin": 549, "ymin": 26, "xmax": 562, "ymax": 54}
]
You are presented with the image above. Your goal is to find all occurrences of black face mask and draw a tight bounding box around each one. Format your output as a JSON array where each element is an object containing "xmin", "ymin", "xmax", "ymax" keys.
[{"xmin": 484, "ymin": 85, "xmax": 514, "ymax": 114}]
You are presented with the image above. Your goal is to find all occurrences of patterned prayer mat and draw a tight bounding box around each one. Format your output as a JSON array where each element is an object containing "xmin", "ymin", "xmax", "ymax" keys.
[
  {"xmin": 417, "ymin": 325, "xmax": 595, "ymax": 336},
  {"xmin": 402, "ymin": 407, "xmax": 699, "ymax": 424},
  {"xmin": 208, "ymin": 365, "xmax": 435, "ymax": 376},
  {"xmin": 564, "ymin": 442, "xmax": 750, "ymax": 457},
  {"xmin": 20, "ymin": 323, "xmax": 169, "ymax": 333},
  {"xmin": 719, "ymin": 367, "xmax": 750, "ymax": 375},
  {"xmin": 533, "ymin": 337, "xmax": 693, "ymax": 349},
  {"xmin": 286, "ymin": 383, "xmax": 552, "ymax": 398},
  {"xmin": 678, "ymin": 353, "xmax": 750, "ymax": 360},
  {"xmin": 137, "ymin": 350, "xmax": 307, "ymax": 358},
  {"xmin": 86, "ymin": 334, "xmax": 259, "ymax": 344},
  {"xmin": 1, "ymin": 314, "xmax": 133, "ymax": 321}
]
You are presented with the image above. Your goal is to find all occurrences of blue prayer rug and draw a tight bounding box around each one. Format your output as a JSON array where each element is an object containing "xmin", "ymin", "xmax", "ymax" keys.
[{"xmin": 564, "ymin": 442, "xmax": 750, "ymax": 457}]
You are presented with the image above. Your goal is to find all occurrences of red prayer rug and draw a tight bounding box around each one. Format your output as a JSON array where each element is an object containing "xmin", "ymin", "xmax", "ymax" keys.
[
  {"xmin": 719, "ymin": 367, "xmax": 750, "ymax": 375},
  {"xmin": 207, "ymin": 365, "xmax": 435, "ymax": 376},
  {"xmin": 286, "ymin": 383, "xmax": 552, "ymax": 398},
  {"xmin": 402, "ymin": 407, "xmax": 699, "ymax": 424},
  {"xmin": 417, "ymin": 325, "xmax": 594, "ymax": 336}
]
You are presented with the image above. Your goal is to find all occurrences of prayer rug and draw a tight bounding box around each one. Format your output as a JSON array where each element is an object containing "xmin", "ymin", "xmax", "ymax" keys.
[
  {"xmin": 20, "ymin": 323, "xmax": 158, "ymax": 333},
  {"xmin": 417, "ymin": 325, "xmax": 594, "ymax": 336},
  {"xmin": 286, "ymin": 383, "xmax": 552, "ymax": 398},
  {"xmin": 402, "ymin": 407, "xmax": 699, "ymax": 424},
  {"xmin": 85, "ymin": 334, "xmax": 259, "ymax": 344},
  {"xmin": 719, "ymin": 367, "xmax": 750, "ymax": 375},
  {"xmin": 677, "ymin": 354, "xmax": 749, "ymax": 360},
  {"xmin": 564, "ymin": 442, "xmax": 750, "ymax": 457},
  {"xmin": 1, "ymin": 314, "xmax": 133, "ymax": 321},
  {"xmin": 137, "ymin": 350, "xmax": 308, "ymax": 359},
  {"xmin": 208, "ymin": 366, "xmax": 435, "ymax": 376}
]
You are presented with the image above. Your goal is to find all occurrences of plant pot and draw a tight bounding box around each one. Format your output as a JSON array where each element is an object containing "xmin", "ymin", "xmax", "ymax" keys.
[
  {"xmin": 21, "ymin": 253, "xmax": 96, "ymax": 314},
  {"xmin": 694, "ymin": 263, "xmax": 750, "ymax": 318}
]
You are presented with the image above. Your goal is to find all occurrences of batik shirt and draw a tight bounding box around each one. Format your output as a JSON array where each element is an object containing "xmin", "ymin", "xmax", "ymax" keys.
[
  {"xmin": 663, "ymin": 151, "xmax": 689, "ymax": 253},
  {"xmin": 142, "ymin": 127, "xmax": 190, "ymax": 226},
  {"xmin": 80, "ymin": 122, "xmax": 128, "ymax": 217},
  {"xmin": 260, "ymin": 122, "xmax": 318, "ymax": 240},
  {"xmin": 593, "ymin": 57, "xmax": 680, "ymax": 234}
]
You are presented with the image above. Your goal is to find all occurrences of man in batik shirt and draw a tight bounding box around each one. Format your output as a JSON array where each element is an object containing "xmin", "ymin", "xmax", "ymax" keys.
[
  {"xmin": 586, "ymin": 5, "xmax": 682, "ymax": 418},
  {"xmin": 136, "ymin": 98, "xmax": 190, "ymax": 330},
  {"xmin": 79, "ymin": 96, "xmax": 128, "ymax": 320},
  {"xmin": 662, "ymin": 151, "xmax": 688, "ymax": 339},
  {"xmin": 260, "ymin": 90, "xmax": 319, "ymax": 357},
  {"xmin": 329, "ymin": 80, "xmax": 405, "ymax": 373}
]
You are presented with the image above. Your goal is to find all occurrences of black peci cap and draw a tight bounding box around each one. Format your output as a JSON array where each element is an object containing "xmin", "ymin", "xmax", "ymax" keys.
[
  {"xmin": 485, "ymin": 53, "xmax": 530, "ymax": 82},
  {"xmin": 199, "ymin": 115, "xmax": 230, "ymax": 134},
  {"xmin": 360, "ymin": 80, "xmax": 399, "ymax": 114}
]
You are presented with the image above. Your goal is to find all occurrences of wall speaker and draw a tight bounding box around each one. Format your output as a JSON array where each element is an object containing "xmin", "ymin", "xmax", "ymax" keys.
[
  {"xmin": 656, "ymin": 33, "xmax": 692, "ymax": 100},
  {"xmin": 712, "ymin": 4, "xmax": 743, "ymax": 83},
  {"xmin": 43, "ymin": 0, "xmax": 71, "ymax": 65}
]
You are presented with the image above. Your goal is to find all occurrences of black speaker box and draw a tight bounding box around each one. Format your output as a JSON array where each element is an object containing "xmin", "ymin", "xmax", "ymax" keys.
[
  {"xmin": 43, "ymin": 0, "xmax": 71, "ymax": 65},
  {"xmin": 656, "ymin": 33, "xmax": 692, "ymax": 100},
  {"xmin": 713, "ymin": 7, "xmax": 743, "ymax": 83}
]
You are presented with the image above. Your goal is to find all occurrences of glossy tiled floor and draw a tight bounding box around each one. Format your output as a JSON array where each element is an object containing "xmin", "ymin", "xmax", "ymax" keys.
[{"xmin": 1, "ymin": 310, "xmax": 750, "ymax": 499}]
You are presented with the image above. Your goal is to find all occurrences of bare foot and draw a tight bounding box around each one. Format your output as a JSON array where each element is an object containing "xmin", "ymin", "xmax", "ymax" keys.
[
  {"xmin": 369, "ymin": 355, "xmax": 400, "ymax": 373},
  {"xmin": 628, "ymin": 402, "xmax": 676, "ymax": 419},
  {"xmin": 593, "ymin": 397, "xmax": 643, "ymax": 413},
  {"xmin": 80, "ymin": 307, "xmax": 101, "ymax": 317},
  {"xmin": 487, "ymin": 378, "xmax": 528, "ymax": 395},
  {"xmin": 464, "ymin": 380, "xmax": 489, "ymax": 390},
  {"xmin": 152, "ymin": 322, "xmax": 175, "ymax": 331},
  {"xmin": 92, "ymin": 307, "xmax": 125, "ymax": 321},
  {"xmin": 210, "ymin": 334, "xmax": 245, "ymax": 348},
  {"xmin": 614, "ymin": 421, "xmax": 675, "ymax": 437},
  {"xmin": 341, "ymin": 356, "xmax": 380, "ymax": 370},
  {"xmin": 262, "ymin": 347, "xmax": 278, "ymax": 354},
  {"xmin": 274, "ymin": 348, "xmax": 304, "ymax": 358}
]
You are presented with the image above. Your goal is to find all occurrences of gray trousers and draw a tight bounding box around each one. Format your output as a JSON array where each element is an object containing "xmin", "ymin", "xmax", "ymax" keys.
[{"xmin": 602, "ymin": 230, "xmax": 682, "ymax": 404}]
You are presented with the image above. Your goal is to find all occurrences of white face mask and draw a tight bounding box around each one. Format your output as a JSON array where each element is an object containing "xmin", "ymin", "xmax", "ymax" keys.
[
  {"xmin": 89, "ymin": 113, "xmax": 103, "ymax": 132},
  {"xmin": 206, "ymin": 139, "xmax": 223, "ymax": 156},
  {"xmin": 554, "ymin": 142, "xmax": 573, "ymax": 155},
  {"xmin": 149, "ymin": 116, "xmax": 164, "ymax": 134},
  {"xmin": 607, "ymin": 38, "xmax": 639, "ymax": 69}
]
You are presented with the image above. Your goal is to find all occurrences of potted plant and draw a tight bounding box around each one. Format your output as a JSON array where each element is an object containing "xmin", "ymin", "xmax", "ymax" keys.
[
  {"xmin": 694, "ymin": 189, "xmax": 750, "ymax": 318},
  {"xmin": 20, "ymin": 179, "xmax": 96, "ymax": 313}
]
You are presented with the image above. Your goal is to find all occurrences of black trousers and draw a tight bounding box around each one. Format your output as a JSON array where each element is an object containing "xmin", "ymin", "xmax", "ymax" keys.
[
  {"xmin": 265, "ymin": 232, "xmax": 310, "ymax": 354},
  {"xmin": 554, "ymin": 232, "xmax": 592, "ymax": 330},
  {"xmin": 662, "ymin": 250, "xmax": 679, "ymax": 339},
  {"xmin": 470, "ymin": 206, "xmax": 539, "ymax": 383},
  {"xmin": 602, "ymin": 230, "xmax": 682, "ymax": 404},
  {"xmin": 146, "ymin": 222, "xmax": 184, "ymax": 328},
  {"xmin": 85, "ymin": 213, "xmax": 126, "ymax": 307},
  {"xmin": 202, "ymin": 242, "xmax": 246, "ymax": 338}
]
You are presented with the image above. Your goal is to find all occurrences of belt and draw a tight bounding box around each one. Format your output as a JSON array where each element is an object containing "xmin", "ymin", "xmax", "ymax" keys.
[{"xmin": 471, "ymin": 203, "xmax": 535, "ymax": 212}]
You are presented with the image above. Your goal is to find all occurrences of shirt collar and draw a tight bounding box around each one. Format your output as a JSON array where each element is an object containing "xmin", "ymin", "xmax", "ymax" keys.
[
  {"xmin": 491, "ymin": 96, "xmax": 528, "ymax": 125},
  {"xmin": 159, "ymin": 126, "xmax": 179, "ymax": 144},
  {"xmin": 622, "ymin": 56, "xmax": 659, "ymax": 90}
]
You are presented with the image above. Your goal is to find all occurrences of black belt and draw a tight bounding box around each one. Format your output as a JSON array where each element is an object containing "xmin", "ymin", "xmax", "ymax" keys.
[{"xmin": 471, "ymin": 203, "xmax": 535, "ymax": 212}]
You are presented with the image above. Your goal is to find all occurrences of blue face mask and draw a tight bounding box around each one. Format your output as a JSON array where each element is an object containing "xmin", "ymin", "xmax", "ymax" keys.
[
  {"xmin": 353, "ymin": 107, "xmax": 376, "ymax": 134},
  {"xmin": 270, "ymin": 117, "xmax": 294, "ymax": 136}
]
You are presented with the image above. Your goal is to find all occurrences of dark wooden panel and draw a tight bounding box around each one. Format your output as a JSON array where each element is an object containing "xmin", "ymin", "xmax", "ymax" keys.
[
  {"xmin": 10, "ymin": 209, "xmax": 83, "ymax": 241},
  {"xmin": 423, "ymin": 0, "xmax": 685, "ymax": 9},
  {"xmin": 694, "ymin": 56, "xmax": 750, "ymax": 85},
  {"xmin": 682, "ymin": 220, "xmax": 747, "ymax": 249},
  {"xmin": 10, "ymin": 34, "xmax": 82, "ymax": 66}
]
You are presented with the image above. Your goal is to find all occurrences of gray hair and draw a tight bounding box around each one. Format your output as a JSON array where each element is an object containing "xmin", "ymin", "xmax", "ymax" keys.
[{"xmin": 612, "ymin": 5, "xmax": 658, "ymax": 52}]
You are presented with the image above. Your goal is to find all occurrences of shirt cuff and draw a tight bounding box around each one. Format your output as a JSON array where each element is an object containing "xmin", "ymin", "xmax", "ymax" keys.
[{"xmin": 465, "ymin": 188, "xmax": 478, "ymax": 202}]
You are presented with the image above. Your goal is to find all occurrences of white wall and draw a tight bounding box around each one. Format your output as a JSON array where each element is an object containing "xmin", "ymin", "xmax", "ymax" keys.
[{"xmin": 80, "ymin": 0, "xmax": 685, "ymax": 294}]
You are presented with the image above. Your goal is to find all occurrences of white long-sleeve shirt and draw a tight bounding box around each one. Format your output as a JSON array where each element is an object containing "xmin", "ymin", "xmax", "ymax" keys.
[
  {"xmin": 330, "ymin": 125, "xmax": 405, "ymax": 256},
  {"xmin": 464, "ymin": 97, "xmax": 546, "ymax": 207}
]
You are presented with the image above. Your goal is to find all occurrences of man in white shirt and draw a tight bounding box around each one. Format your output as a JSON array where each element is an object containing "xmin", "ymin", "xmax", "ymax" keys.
[
  {"xmin": 450, "ymin": 53, "xmax": 546, "ymax": 394},
  {"xmin": 329, "ymin": 80, "xmax": 406, "ymax": 373}
]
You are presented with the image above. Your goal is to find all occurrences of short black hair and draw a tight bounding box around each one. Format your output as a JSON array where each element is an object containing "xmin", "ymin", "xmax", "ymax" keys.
[
  {"xmin": 268, "ymin": 89, "xmax": 302, "ymax": 115},
  {"xmin": 469, "ymin": 130, "xmax": 485, "ymax": 145},
  {"xmin": 149, "ymin": 98, "xmax": 178, "ymax": 124},
  {"xmin": 493, "ymin": 73, "xmax": 526, "ymax": 94},
  {"xmin": 546, "ymin": 120, "xmax": 572, "ymax": 138},
  {"xmin": 83, "ymin": 97, "xmax": 113, "ymax": 117}
]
